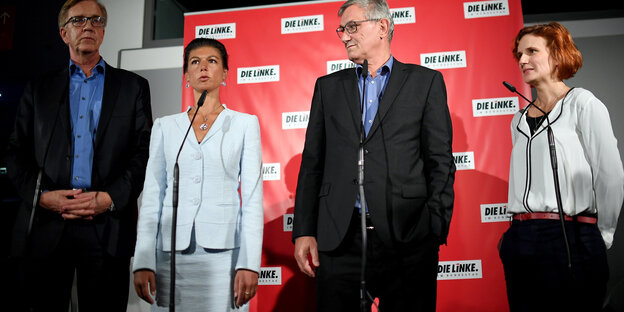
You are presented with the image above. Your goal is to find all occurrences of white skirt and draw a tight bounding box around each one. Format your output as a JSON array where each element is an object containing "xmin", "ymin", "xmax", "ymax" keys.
[{"xmin": 152, "ymin": 232, "xmax": 247, "ymax": 312}]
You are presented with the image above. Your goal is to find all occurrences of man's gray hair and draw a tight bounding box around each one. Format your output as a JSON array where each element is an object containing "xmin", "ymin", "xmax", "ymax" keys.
[{"xmin": 338, "ymin": 0, "xmax": 395, "ymax": 42}]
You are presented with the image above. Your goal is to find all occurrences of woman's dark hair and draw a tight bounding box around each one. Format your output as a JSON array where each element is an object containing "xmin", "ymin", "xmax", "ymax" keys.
[{"xmin": 183, "ymin": 38, "xmax": 229, "ymax": 72}]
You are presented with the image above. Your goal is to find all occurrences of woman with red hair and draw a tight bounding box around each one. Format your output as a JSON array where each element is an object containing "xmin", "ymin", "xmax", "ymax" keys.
[{"xmin": 501, "ymin": 22, "xmax": 624, "ymax": 311}]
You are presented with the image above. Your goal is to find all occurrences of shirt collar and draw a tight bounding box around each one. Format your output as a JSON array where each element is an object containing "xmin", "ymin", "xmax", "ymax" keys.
[
  {"xmin": 356, "ymin": 55, "xmax": 394, "ymax": 78},
  {"xmin": 69, "ymin": 57, "xmax": 106, "ymax": 76}
]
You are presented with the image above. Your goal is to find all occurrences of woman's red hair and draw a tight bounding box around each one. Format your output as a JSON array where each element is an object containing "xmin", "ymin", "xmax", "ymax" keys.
[{"xmin": 512, "ymin": 22, "xmax": 583, "ymax": 80}]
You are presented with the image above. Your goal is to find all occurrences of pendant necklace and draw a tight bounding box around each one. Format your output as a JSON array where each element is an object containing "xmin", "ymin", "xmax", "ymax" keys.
[
  {"xmin": 195, "ymin": 104, "xmax": 223, "ymax": 131},
  {"xmin": 199, "ymin": 116, "xmax": 209, "ymax": 130}
]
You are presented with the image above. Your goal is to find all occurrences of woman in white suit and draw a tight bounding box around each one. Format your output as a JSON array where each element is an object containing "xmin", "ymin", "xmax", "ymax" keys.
[{"xmin": 132, "ymin": 38, "xmax": 263, "ymax": 311}]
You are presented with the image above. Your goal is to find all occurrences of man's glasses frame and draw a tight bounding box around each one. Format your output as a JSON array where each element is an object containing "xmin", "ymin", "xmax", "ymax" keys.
[
  {"xmin": 336, "ymin": 19, "xmax": 379, "ymax": 38},
  {"xmin": 63, "ymin": 16, "xmax": 106, "ymax": 28}
]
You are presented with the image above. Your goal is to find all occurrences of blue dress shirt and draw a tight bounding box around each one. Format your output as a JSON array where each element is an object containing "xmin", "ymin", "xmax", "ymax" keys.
[
  {"xmin": 68, "ymin": 58, "xmax": 106, "ymax": 189},
  {"xmin": 355, "ymin": 56, "xmax": 394, "ymax": 212}
]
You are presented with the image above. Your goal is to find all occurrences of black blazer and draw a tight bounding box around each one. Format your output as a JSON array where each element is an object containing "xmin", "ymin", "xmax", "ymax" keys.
[
  {"xmin": 6, "ymin": 62, "xmax": 153, "ymax": 258},
  {"xmin": 293, "ymin": 59, "xmax": 455, "ymax": 251}
]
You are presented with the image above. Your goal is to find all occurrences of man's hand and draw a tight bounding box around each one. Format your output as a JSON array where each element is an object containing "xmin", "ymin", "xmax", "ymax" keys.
[
  {"xmin": 133, "ymin": 269, "xmax": 156, "ymax": 304},
  {"xmin": 294, "ymin": 236, "xmax": 319, "ymax": 277},
  {"xmin": 40, "ymin": 190, "xmax": 112, "ymax": 220},
  {"xmin": 39, "ymin": 189, "xmax": 83, "ymax": 214},
  {"xmin": 233, "ymin": 269, "xmax": 258, "ymax": 308},
  {"xmin": 62, "ymin": 191, "xmax": 111, "ymax": 219}
]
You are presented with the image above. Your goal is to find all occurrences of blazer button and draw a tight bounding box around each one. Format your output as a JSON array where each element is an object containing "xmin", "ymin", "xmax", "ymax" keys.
[
  {"xmin": 364, "ymin": 149, "xmax": 369, "ymax": 155},
  {"xmin": 65, "ymin": 155, "xmax": 71, "ymax": 161},
  {"xmin": 352, "ymin": 178, "xmax": 358, "ymax": 185}
]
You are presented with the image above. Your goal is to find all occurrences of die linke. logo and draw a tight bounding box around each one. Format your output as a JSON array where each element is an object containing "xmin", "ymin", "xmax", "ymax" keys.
[
  {"xmin": 262, "ymin": 163, "xmax": 280, "ymax": 181},
  {"xmin": 453, "ymin": 152, "xmax": 475, "ymax": 170},
  {"xmin": 481, "ymin": 203, "xmax": 511, "ymax": 223},
  {"xmin": 421, "ymin": 51, "xmax": 467, "ymax": 70},
  {"xmin": 283, "ymin": 111, "xmax": 309, "ymax": 130},
  {"xmin": 195, "ymin": 23, "xmax": 236, "ymax": 40},
  {"xmin": 473, "ymin": 96, "xmax": 519, "ymax": 117},
  {"xmin": 438, "ymin": 260, "xmax": 483, "ymax": 280},
  {"xmin": 237, "ymin": 65, "xmax": 280, "ymax": 84},
  {"xmin": 258, "ymin": 267, "xmax": 282, "ymax": 285},
  {"xmin": 283, "ymin": 213, "xmax": 293, "ymax": 232},
  {"xmin": 327, "ymin": 59, "xmax": 356, "ymax": 74},
  {"xmin": 390, "ymin": 7, "xmax": 415, "ymax": 24},
  {"xmin": 464, "ymin": 0, "xmax": 510, "ymax": 19},
  {"xmin": 281, "ymin": 14, "xmax": 324, "ymax": 34}
]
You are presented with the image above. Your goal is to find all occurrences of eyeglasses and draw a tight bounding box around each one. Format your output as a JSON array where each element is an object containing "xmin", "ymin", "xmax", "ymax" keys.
[
  {"xmin": 63, "ymin": 16, "xmax": 106, "ymax": 28},
  {"xmin": 336, "ymin": 19, "xmax": 378, "ymax": 38}
]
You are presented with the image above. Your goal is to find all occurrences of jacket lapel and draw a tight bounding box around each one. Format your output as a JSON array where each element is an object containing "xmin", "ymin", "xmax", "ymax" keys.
[
  {"xmin": 201, "ymin": 109, "xmax": 227, "ymax": 143},
  {"xmin": 366, "ymin": 58, "xmax": 407, "ymax": 140},
  {"xmin": 39, "ymin": 69, "xmax": 71, "ymax": 160},
  {"xmin": 94, "ymin": 63, "xmax": 119, "ymax": 149},
  {"xmin": 340, "ymin": 69, "xmax": 364, "ymax": 139},
  {"xmin": 175, "ymin": 111, "xmax": 196, "ymax": 146}
]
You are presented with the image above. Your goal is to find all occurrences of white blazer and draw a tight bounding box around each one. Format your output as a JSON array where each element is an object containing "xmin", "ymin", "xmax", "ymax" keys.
[
  {"xmin": 133, "ymin": 107, "xmax": 263, "ymax": 273},
  {"xmin": 508, "ymin": 88, "xmax": 624, "ymax": 248}
]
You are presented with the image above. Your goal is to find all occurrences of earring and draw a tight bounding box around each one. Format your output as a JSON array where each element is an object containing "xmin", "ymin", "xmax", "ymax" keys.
[
  {"xmin": 222, "ymin": 81, "xmax": 226, "ymax": 87},
  {"xmin": 185, "ymin": 81, "xmax": 189, "ymax": 88}
]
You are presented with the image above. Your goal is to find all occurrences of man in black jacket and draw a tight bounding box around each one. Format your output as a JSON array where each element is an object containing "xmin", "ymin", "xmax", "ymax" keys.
[
  {"xmin": 6, "ymin": 0, "xmax": 152, "ymax": 310},
  {"xmin": 293, "ymin": 0, "xmax": 455, "ymax": 311}
]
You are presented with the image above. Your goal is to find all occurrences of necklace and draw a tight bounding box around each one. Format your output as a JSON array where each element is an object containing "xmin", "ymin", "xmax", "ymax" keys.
[
  {"xmin": 191, "ymin": 104, "xmax": 223, "ymax": 131},
  {"xmin": 529, "ymin": 88, "xmax": 568, "ymax": 134},
  {"xmin": 199, "ymin": 116, "xmax": 209, "ymax": 130},
  {"xmin": 534, "ymin": 88, "xmax": 567, "ymax": 115}
]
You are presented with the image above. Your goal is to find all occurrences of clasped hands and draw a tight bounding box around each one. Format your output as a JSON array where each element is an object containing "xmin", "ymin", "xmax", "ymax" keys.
[{"xmin": 39, "ymin": 189, "xmax": 112, "ymax": 220}]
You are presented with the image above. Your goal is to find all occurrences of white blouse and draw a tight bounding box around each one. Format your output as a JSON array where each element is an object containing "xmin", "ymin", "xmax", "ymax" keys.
[{"xmin": 508, "ymin": 88, "xmax": 624, "ymax": 248}]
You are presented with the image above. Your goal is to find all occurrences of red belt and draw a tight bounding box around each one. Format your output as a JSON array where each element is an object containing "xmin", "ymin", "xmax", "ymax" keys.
[{"xmin": 512, "ymin": 212, "xmax": 597, "ymax": 224}]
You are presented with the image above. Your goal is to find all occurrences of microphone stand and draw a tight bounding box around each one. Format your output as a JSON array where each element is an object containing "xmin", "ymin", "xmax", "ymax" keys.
[
  {"xmin": 503, "ymin": 81, "xmax": 572, "ymax": 272},
  {"xmin": 170, "ymin": 90, "xmax": 208, "ymax": 311},
  {"xmin": 358, "ymin": 60, "xmax": 370, "ymax": 312}
]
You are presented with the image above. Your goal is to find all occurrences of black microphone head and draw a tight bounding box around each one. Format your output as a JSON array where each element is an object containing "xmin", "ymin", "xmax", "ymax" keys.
[
  {"xmin": 197, "ymin": 90, "xmax": 208, "ymax": 107},
  {"xmin": 361, "ymin": 59, "xmax": 368, "ymax": 78},
  {"xmin": 503, "ymin": 81, "xmax": 516, "ymax": 93}
]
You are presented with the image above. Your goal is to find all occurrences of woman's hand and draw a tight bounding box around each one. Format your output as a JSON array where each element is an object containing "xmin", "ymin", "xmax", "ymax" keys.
[
  {"xmin": 134, "ymin": 269, "xmax": 156, "ymax": 304},
  {"xmin": 233, "ymin": 269, "xmax": 259, "ymax": 308}
]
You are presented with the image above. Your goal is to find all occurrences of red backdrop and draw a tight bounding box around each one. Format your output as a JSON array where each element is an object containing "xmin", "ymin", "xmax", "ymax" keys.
[{"xmin": 183, "ymin": 0, "xmax": 530, "ymax": 310}]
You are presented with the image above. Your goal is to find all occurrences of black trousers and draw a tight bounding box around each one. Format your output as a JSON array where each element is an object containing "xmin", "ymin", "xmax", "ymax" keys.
[
  {"xmin": 316, "ymin": 212, "xmax": 439, "ymax": 312},
  {"xmin": 499, "ymin": 219, "xmax": 609, "ymax": 312},
  {"xmin": 16, "ymin": 221, "xmax": 130, "ymax": 312}
]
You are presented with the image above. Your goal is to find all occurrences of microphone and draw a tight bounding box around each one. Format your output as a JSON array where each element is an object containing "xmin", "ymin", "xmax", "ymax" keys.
[
  {"xmin": 173, "ymin": 89, "xmax": 207, "ymax": 208},
  {"xmin": 361, "ymin": 59, "xmax": 368, "ymax": 80},
  {"xmin": 359, "ymin": 59, "xmax": 368, "ymax": 142},
  {"xmin": 502, "ymin": 80, "xmax": 571, "ymax": 271},
  {"xmin": 358, "ymin": 59, "xmax": 370, "ymax": 312},
  {"xmin": 503, "ymin": 81, "xmax": 533, "ymax": 105},
  {"xmin": 502, "ymin": 81, "xmax": 555, "ymax": 160},
  {"xmin": 197, "ymin": 89, "xmax": 208, "ymax": 108},
  {"xmin": 170, "ymin": 89, "xmax": 208, "ymax": 312}
]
